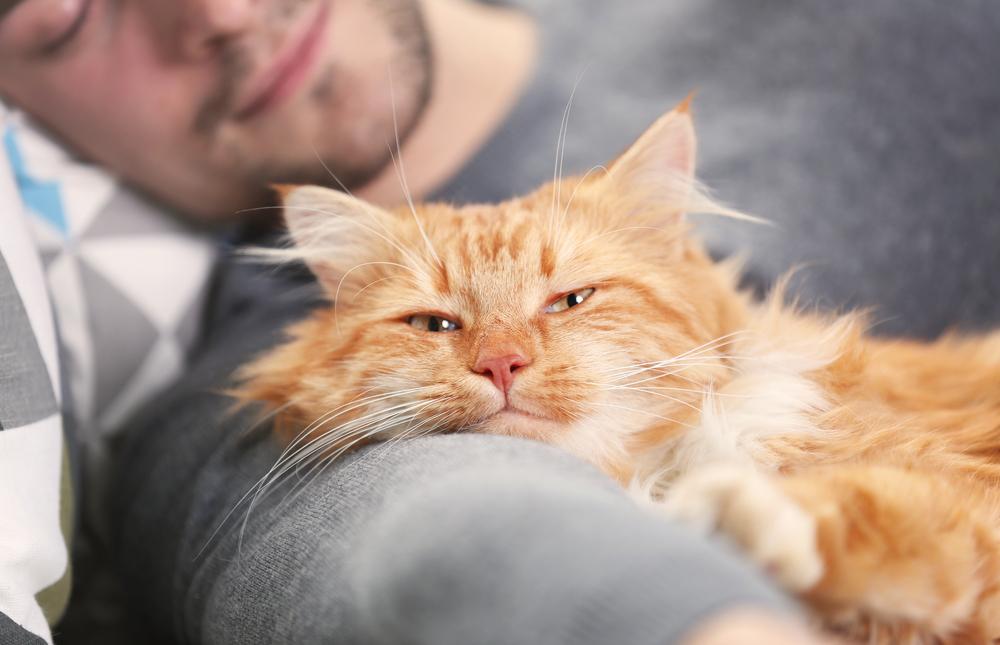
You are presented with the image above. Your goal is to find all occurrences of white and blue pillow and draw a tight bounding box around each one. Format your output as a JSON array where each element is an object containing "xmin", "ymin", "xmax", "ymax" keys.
[
  {"xmin": 0, "ymin": 101, "xmax": 218, "ymax": 642},
  {"xmin": 2, "ymin": 107, "xmax": 217, "ymax": 463}
]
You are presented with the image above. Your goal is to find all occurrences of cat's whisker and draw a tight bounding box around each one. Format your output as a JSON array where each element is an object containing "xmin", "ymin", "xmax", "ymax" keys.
[
  {"xmin": 233, "ymin": 397, "xmax": 300, "ymax": 440},
  {"xmin": 282, "ymin": 395, "xmax": 443, "ymax": 476},
  {"xmin": 240, "ymin": 401, "xmax": 438, "ymax": 550},
  {"xmin": 605, "ymin": 357, "xmax": 749, "ymax": 381},
  {"xmin": 284, "ymin": 410, "xmax": 423, "ymax": 494},
  {"xmin": 213, "ymin": 385, "xmax": 403, "ymax": 533},
  {"xmin": 305, "ymin": 396, "xmax": 441, "ymax": 453},
  {"xmin": 548, "ymin": 92, "xmax": 570, "ymax": 239},
  {"xmin": 309, "ymin": 143, "xmax": 354, "ymax": 196},
  {"xmin": 279, "ymin": 386, "xmax": 432, "ymax": 460},
  {"xmin": 364, "ymin": 406, "xmax": 458, "ymax": 463},
  {"xmin": 386, "ymin": 140, "xmax": 441, "ymax": 274},
  {"xmin": 614, "ymin": 383, "xmax": 752, "ymax": 399},
  {"xmin": 555, "ymin": 68, "xmax": 590, "ymax": 241},
  {"xmin": 602, "ymin": 358, "xmax": 737, "ymax": 383},
  {"xmin": 598, "ymin": 330, "xmax": 753, "ymax": 378},
  {"xmin": 331, "ymin": 260, "xmax": 422, "ymax": 336},
  {"xmin": 275, "ymin": 397, "xmax": 452, "ymax": 513},
  {"xmin": 256, "ymin": 204, "xmax": 434, "ymax": 285},
  {"xmin": 193, "ymin": 396, "xmax": 314, "ymax": 561},
  {"xmin": 597, "ymin": 384, "xmax": 703, "ymax": 413},
  {"xmin": 220, "ymin": 388, "xmax": 437, "ymax": 553},
  {"xmin": 233, "ymin": 201, "xmax": 405, "ymax": 267},
  {"xmin": 602, "ymin": 369, "xmax": 690, "ymax": 389},
  {"xmin": 657, "ymin": 330, "xmax": 753, "ymax": 361},
  {"xmin": 277, "ymin": 396, "xmax": 435, "ymax": 477},
  {"xmin": 278, "ymin": 386, "xmax": 383, "ymax": 453},
  {"xmin": 242, "ymin": 205, "xmax": 412, "ymax": 264},
  {"xmin": 605, "ymin": 362, "xmax": 740, "ymax": 387},
  {"xmin": 386, "ymin": 67, "xmax": 443, "ymax": 269},
  {"xmin": 351, "ymin": 275, "xmax": 396, "ymax": 301},
  {"xmin": 589, "ymin": 401, "xmax": 694, "ymax": 428},
  {"xmin": 291, "ymin": 409, "xmax": 449, "ymax": 500},
  {"xmin": 600, "ymin": 336, "xmax": 755, "ymax": 381},
  {"xmin": 670, "ymin": 331, "xmax": 753, "ymax": 358},
  {"xmin": 557, "ymin": 163, "xmax": 609, "ymax": 229},
  {"xmin": 548, "ymin": 70, "xmax": 586, "ymax": 245},
  {"xmin": 261, "ymin": 412, "xmax": 428, "ymax": 528},
  {"xmin": 586, "ymin": 378, "xmax": 703, "ymax": 407},
  {"xmin": 565, "ymin": 225, "xmax": 669, "ymax": 258}
]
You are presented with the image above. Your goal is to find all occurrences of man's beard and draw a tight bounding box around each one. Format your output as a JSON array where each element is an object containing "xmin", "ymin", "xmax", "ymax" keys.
[
  {"xmin": 256, "ymin": 0, "xmax": 434, "ymax": 192},
  {"xmin": 197, "ymin": 0, "xmax": 434, "ymax": 194}
]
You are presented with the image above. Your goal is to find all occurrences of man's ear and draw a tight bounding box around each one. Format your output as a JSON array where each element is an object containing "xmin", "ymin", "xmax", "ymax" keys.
[
  {"xmin": 278, "ymin": 184, "xmax": 394, "ymax": 292},
  {"xmin": 599, "ymin": 96, "xmax": 697, "ymax": 221}
]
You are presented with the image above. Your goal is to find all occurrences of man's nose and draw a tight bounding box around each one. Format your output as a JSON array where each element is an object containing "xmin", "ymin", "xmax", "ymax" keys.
[
  {"xmin": 473, "ymin": 352, "xmax": 531, "ymax": 395},
  {"xmin": 173, "ymin": 0, "xmax": 254, "ymax": 60}
]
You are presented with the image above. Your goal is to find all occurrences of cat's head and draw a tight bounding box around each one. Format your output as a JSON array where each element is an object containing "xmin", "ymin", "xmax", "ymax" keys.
[{"xmin": 241, "ymin": 102, "xmax": 749, "ymax": 476}]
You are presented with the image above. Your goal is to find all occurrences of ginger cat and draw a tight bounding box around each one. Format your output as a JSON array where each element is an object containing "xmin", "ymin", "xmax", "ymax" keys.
[{"xmin": 238, "ymin": 101, "xmax": 1000, "ymax": 643}]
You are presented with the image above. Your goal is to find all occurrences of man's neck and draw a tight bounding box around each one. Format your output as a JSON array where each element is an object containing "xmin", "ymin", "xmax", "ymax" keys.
[{"xmin": 356, "ymin": 0, "xmax": 538, "ymax": 207}]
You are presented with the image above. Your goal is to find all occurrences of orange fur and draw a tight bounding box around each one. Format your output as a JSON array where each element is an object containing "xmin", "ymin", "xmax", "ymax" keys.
[{"xmin": 237, "ymin": 103, "xmax": 1000, "ymax": 643}]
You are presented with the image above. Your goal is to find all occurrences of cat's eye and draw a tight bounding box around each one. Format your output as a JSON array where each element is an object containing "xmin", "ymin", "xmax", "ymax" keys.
[
  {"xmin": 545, "ymin": 288, "xmax": 595, "ymax": 313},
  {"xmin": 407, "ymin": 314, "xmax": 462, "ymax": 332}
]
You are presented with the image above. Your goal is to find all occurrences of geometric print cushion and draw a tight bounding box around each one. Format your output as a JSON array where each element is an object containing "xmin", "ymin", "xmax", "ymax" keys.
[
  {"xmin": 0, "ymin": 115, "xmax": 71, "ymax": 645},
  {"xmin": 1, "ymin": 108, "xmax": 217, "ymax": 484}
]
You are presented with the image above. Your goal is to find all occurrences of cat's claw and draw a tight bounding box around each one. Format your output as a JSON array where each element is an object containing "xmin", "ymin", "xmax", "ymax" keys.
[{"xmin": 661, "ymin": 464, "xmax": 824, "ymax": 592}]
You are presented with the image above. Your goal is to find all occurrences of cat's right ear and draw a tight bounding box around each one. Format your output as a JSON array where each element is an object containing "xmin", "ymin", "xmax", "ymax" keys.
[
  {"xmin": 277, "ymin": 184, "xmax": 391, "ymax": 289},
  {"xmin": 597, "ymin": 97, "xmax": 698, "ymax": 223}
]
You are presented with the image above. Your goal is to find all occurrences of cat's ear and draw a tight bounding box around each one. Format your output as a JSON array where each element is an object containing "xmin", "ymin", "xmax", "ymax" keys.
[
  {"xmin": 600, "ymin": 96, "xmax": 697, "ymax": 218},
  {"xmin": 277, "ymin": 184, "xmax": 391, "ymax": 290}
]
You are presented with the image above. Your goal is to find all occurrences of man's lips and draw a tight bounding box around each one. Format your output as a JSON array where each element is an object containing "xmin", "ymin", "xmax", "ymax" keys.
[{"xmin": 234, "ymin": 2, "xmax": 330, "ymax": 121}]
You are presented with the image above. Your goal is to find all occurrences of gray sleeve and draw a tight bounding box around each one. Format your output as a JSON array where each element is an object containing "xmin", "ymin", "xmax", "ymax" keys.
[
  {"xmin": 111, "ymin": 266, "xmax": 794, "ymax": 645},
  {"xmin": 126, "ymin": 433, "xmax": 795, "ymax": 645},
  {"xmin": 341, "ymin": 437, "xmax": 796, "ymax": 645}
]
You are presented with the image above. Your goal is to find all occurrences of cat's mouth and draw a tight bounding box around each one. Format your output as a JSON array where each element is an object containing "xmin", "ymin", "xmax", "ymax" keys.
[
  {"xmin": 476, "ymin": 405, "xmax": 564, "ymax": 439},
  {"xmin": 498, "ymin": 405, "xmax": 548, "ymax": 421}
]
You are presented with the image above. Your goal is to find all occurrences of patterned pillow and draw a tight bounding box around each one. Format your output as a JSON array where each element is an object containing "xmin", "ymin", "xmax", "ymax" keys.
[
  {"xmin": 0, "ymin": 107, "xmax": 71, "ymax": 645},
  {"xmin": 1, "ymin": 108, "xmax": 217, "ymax": 459}
]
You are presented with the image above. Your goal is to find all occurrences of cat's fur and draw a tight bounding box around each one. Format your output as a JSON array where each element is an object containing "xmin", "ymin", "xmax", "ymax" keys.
[{"xmin": 238, "ymin": 102, "xmax": 1000, "ymax": 643}]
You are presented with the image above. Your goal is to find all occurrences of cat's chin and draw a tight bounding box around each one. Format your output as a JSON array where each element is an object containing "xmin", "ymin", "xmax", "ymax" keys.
[{"xmin": 475, "ymin": 408, "xmax": 564, "ymax": 441}]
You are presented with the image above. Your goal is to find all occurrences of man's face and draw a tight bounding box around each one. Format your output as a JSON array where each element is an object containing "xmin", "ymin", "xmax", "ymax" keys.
[{"xmin": 0, "ymin": 0, "xmax": 432, "ymax": 217}]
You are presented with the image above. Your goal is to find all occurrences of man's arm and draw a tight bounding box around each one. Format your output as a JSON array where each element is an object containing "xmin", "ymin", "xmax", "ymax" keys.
[{"xmin": 110, "ymin": 259, "xmax": 810, "ymax": 644}]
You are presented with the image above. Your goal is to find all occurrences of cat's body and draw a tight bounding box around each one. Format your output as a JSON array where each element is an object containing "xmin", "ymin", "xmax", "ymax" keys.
[{"xmin": 239, "ymin": 104, "xmax": 1000, "ymax": 643}]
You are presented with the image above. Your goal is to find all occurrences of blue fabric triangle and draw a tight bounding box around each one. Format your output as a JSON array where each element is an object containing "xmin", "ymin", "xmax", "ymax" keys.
[{"xmin": 3, "ymin": 126, "xmax": 68, "ymax": 237}]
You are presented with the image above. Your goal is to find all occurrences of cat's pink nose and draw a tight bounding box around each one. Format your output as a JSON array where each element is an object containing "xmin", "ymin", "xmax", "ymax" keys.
[{"xmin": 473, "ymin": 353, "xmax": 530, "ymax": 394}]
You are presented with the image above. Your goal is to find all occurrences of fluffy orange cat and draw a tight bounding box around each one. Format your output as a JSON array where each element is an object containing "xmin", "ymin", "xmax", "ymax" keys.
[{"xmin": 238, "ymin": 101, "xmax": 1000, "ymax": 643}]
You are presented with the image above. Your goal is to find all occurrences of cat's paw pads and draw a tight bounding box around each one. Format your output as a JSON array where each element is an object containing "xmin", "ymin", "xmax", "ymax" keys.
[{"xmin": 662, "ymin": 464, "xmax": 824, "ymax": 592}]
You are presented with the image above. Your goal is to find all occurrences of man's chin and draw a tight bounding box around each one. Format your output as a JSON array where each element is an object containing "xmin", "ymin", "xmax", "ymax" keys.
[
  {"xmin": 239, "ymin": 88, "xmax": 427, "ymax": 194},
  {"xmin": 256, "ymin": 151, "xmax": 389, "ymax": 196}
]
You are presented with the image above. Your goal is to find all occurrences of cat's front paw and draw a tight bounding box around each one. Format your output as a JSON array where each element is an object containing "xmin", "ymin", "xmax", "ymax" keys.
[{"xmin": 661, "ymin": 464, "xmax": 824, "ymax": 592}]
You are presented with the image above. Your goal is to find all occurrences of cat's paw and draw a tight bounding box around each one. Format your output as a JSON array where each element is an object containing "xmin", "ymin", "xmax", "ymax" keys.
[{"xmin": 661, "ymin": 464, "xmax": 824, "ymax": 592}]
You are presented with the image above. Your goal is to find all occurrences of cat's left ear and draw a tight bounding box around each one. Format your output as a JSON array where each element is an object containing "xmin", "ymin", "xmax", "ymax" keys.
[
  {"xmin": 600, "ymin": 96, "xmax": 697, "ymax": 219},
  {"xmin": 276, "ymin": 184, "xmax": 394, "ymax": 291}
]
